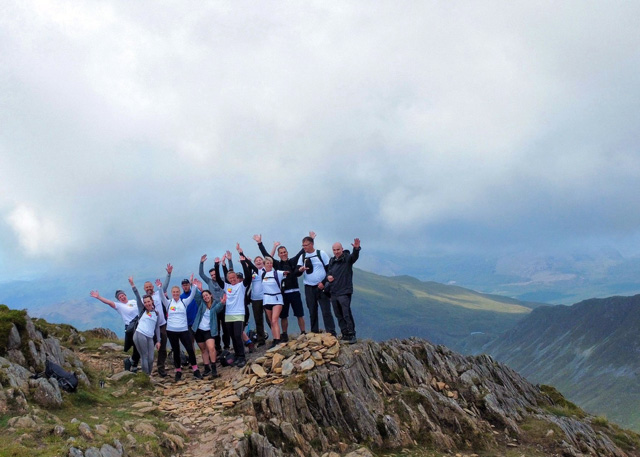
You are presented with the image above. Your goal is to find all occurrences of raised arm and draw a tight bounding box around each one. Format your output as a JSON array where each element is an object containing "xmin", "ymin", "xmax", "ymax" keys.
[
  {"xmin": 155, "ymin": 279, "xmax": 170, "ymax": 308},
  {"xmin": 199, "ymin": 255, "xmax": 209, "ymax": 283},
  {"xmin": 163, "ymin": 263, "xmax": 173, "ymax": 293},
  {"xmin": 129, "ymin": 277, "xmax": 143, "ymax": 313},
  {"xmin": 240, "ymin": 256, "xmax": 253, "ymax": 287},
  {"xmin": 89, "ymin": 290, "xmax": 116, "ymax": 309},
  {"xmin": 215, "ymin": 260, "xmax": 225, "ymax": 288},
  {"xmin": 350, "ymin": 238, "xmax": 361, "ymax": 264}
]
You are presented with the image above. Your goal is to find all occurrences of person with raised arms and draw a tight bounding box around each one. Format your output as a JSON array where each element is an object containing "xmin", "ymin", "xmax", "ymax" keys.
[
  {"xmin": 298, "ymin": 233, "xmax": 336, "ymax": 336},
  {"xmin": 191, "ymin": 278, "xmax": 224, "ymax": 379},
  {"xmin": 199, "ymin": 253, "xmax": 231, "ymax": 354},
  {"xmin": 90, "ymin": 284, "xmax": 143, "ymax": 372},
  {"xmin": 325, "ymin": 238, "xmax": 361, "ymax": 344},
  {"xmin": 253, "ymin": 234, "xmax": 306, "ymax": 342},
  {"xmin": 247, "ymin": 254, "xmax": 267, "ymax": 346},
  {"xmin": 247, "ymin": 255, "xmax": 291, "ymax": 348},
  {"xmin": 214, "ymin": 250, "xmax": 252, "ymax": 368},
  {"xmin": 142, "ymin": 263, "xmax": 172, "ymax": 377},
  {"xmin": 156, "ymin": 274, "xmax": 203, "ymax": 381},
  {"xmin": 129, "ymin": 277, "xmax": 162, "ymax": 376}
]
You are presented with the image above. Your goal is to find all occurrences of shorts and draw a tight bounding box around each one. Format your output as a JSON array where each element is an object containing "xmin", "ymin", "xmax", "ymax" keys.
[
  {"xmin": 264, "ymin": 303, "xmax": 283, "ymax": 311},
  {"xmin": 281, "ymin": 291, "xmax": 304, "ymax": 318},
  {"xmin": 194, "ymin": 329, "xmax": 213, "ymax": 343}
]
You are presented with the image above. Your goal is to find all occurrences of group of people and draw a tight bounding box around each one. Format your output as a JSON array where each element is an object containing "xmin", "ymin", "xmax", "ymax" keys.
[{"xmin": 90, "ymin": 232, "xmax": 361, "ymax": 381}]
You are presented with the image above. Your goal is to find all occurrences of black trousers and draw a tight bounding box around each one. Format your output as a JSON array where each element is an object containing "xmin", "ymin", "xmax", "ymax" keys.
[
  {"xmin": 226, "ymin": 320, "xmax": 245, "ymax": 359},
  {"xmin": 123, "ymin": 325, "xmax": 141, "ymax": 365},
  {"xmin": 251, "ymin": 299, "xmax": 265, "ymax": 341},
  {"xmin": 331, "ymin": 294, "xmax": 355, "ymax": 337},
  {"xmin": 167, "ymin": 330, "xmax": 197, "ymax": 368},
  {"xmin": 214, "ymin": 309, "xmax": 230, "ymax": 352},
  {"xmin": 304, "ymin": 285, "xmax": 336, "ymax": 335}
]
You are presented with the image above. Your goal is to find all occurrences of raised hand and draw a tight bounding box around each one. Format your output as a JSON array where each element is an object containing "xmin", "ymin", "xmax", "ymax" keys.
[
  {"xmin": 90, "ymin": 290, "xmax": 100, "ymax": 299},
  {"xmin": 193, "ymin": 278, "xmax": 203, "ymax": 291},
  {"xmin": 166, "ymin": 263, "xmax": 173, "ymax": 274},
  {"xmin": 253, "ymin": 234, "xmax": 262, "ymax": 243},
  {"xmin": 226, "ymin": 250, "xmax": 232, "ymax": 260},
  {"xmin": 128, "ymin": 276, "xmax": 134, "ymax": 286},
  {"xmin": 189, "ymin": 273, "xmax": 194, "ymax": 284},
  {"xmin": 273, "ymin": 241, "xmax": 280, "ymax": 248},
  {"xmin": 352, "ymin": 238, "xmax": 361, "ymax": 249},
  {"xmin": 214, "ymin": 257, "xmax": 220, "ymax": 263},
  {"xmin": 155, "ymin": 279, "xmax": 162, "ymax": 288},
  {"xmin": 201, "ymin": 254, "xmax": 207, "ymax": 263},
  {"xmin": 309, "ymin": 231, "xmax": 316, "ymax": 239},
  {"xmin": 236, "ymin": 242, "xmax": 242, "ymax": 252}
]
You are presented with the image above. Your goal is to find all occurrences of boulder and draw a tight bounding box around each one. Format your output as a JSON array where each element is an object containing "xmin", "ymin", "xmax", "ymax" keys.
[{"xmin": 29, "ymin": 376, "xmax": 63, "ymax": 407}]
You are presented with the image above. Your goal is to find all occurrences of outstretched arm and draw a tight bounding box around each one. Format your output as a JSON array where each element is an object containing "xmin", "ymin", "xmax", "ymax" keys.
[
  {"xmin": 240, "ymin": 256, "xmax": 253, "ymax": 287},
  {"xmin": 270, "ymin": 241, "xmax": 278, "ymax": 258},
  {"xmin": 199, "ymin": 255, "xmax": 208, "ymax": 283},
  {"xmin": 89, "ymin": 290, "xmax": 116, "ymax": 309}
]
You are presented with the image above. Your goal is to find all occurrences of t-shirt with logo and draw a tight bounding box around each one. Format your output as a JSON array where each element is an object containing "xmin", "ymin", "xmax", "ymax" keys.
[
  {"xmin": 224, "ymin": 282, "xmax": 246, "ymax": 321},
  {"xmin": 136, "ymin": 310, "xmax": 159, "ymax": 338},
  {"xmin": 114, "ymin": 300, "xmax": 139, "ymax": 327}
]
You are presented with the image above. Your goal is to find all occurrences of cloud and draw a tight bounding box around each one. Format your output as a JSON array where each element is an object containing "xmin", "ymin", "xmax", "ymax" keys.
[{"xmin": 1, "ymin": 1, "xmax": 640, "ymax": 279}]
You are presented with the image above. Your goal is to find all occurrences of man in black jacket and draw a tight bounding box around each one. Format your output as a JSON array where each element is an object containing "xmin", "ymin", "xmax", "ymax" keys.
[
  {"xmin": 326, "ymin": 238, "xmax": 361, "ymax": 344},
  {"xmin": 253, "ymin": 234, "xmax": 306, "ymax": 341}
]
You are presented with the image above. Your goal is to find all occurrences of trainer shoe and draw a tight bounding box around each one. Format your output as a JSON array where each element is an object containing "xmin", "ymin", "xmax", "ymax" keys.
[
  {"xmin": 157, "ymin": 367, "xmax": 167, "ymax": 377},
  {"xmin": 129, "ymin": 365, "xmax": 139, "ymax": 373},
  {"xmin": 193, "ymin": 369, "xmax": 203, "ymax": 380},
  {"xmin": 174, "ymin": 371, "xmax": 182, "ymax": 382},
  {"xmin": 281, "ymin": 332, "xmax": 289, "ymax": 342},
  {"xmin": 347, "ymin": 335, "xmax": 357, "ymax": 345}
]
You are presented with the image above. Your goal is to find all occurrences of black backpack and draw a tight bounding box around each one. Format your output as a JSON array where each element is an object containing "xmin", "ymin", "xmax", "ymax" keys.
[
  {"xmin": 37, "ymin": 359, "xmax": 79, "ymax": 392},
  {"xmin": 219, "ymin": 350, "xmax": 235, "ymax": 367},
  {"xmin": 301, "ymin": 250, "xmax": 328, "ymax": 276}
]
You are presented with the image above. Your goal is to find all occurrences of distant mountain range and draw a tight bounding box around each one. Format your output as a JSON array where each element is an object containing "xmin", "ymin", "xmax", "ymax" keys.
[{"xmin": 480, "ymin": 294, "xmax": 640, "ymax": 431}]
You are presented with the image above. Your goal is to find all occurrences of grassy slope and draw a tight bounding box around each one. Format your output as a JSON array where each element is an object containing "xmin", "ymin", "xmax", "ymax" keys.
[
  {"xmin": 351, "ymin": 269, "xmax": 534, "ymax": 351},
  {"xmin": 483, "ymin": 294, "xmax": 640, "ymax": 430}
]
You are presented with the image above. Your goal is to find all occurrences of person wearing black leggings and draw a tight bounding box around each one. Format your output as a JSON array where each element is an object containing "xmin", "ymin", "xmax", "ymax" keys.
[{"xmin": 157, "ymin": 275, "xmax": 203, "ymax": 381}]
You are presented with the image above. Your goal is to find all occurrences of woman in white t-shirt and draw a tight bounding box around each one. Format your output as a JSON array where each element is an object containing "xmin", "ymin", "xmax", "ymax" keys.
[
  {"xmin": 156, "ymin": 275, "xmax": 202, "ymax": 382},
  {"xmin": 249, "ymin": 256, "xmax": 290, "ymax": 348}
]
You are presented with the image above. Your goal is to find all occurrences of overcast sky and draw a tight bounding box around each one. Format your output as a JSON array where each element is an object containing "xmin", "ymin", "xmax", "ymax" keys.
[{"xmin": 1, "ymin": 1, "xmax": 640, "ymax": 282}]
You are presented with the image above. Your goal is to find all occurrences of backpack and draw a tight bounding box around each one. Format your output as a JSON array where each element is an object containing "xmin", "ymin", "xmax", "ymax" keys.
[
  {"xmin": 42, "ymin": 359, "xmax": 79, "ymax": 392},
  {"xmin": 219, "ymin": 350, "xmax": 235, "ymax": 367},
  {"xmin": 301, "ymin": 250, "xmax": 328, "ymax": 276}
]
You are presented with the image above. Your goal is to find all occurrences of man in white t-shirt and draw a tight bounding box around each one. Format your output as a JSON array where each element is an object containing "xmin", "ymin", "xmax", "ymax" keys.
[{"xmin": 297, "ymin": 235, "xmax": 336, "ymax": 336}]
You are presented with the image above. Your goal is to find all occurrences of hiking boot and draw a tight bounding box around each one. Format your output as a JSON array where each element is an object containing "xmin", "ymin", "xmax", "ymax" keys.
[
  {"xmin": 202, "ymin": 365, "xmax": 212, "ymax": 377},
  {"xmin": 234, "ymin": 357, "xmax": 246, "ymax": 368},
  {"xmin": 124, "ymin": 358, "xmax": 132, "ymax": 371},
  {"xmin": 281, "ymin": 332, "xmax": 289, "ymax": 342},
  {"xmin": 193, "ymin": 369, "xmax": 203, "ymax": 380},
  {"xmin": 174, "ymin": 371, "xmax": 182, "ymax": 382},
  {"xmin": 210, "ymin": 366, "xmax": 220, "ymax": 379},
  {"xmin": 157, "ymin": 367, "xmax": 167, "ymax": 377},
  {"xmin": 347, "ymin": 335, "xmax": 357, "ymax": 345},
  {"xmin": 270, "ymin": 339, "xmax": 280, "ymax": 348}
]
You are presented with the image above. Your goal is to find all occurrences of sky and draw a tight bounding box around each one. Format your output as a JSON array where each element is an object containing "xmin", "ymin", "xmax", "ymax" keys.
[{"xmin": 1, "ymin": 1, "xmax": 640, "ymax": 285}]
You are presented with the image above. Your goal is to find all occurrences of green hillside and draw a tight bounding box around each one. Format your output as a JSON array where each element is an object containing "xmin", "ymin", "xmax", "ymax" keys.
[
  {"xmin": 351, "ymin": 268, "xmax": 535, "ymax": 351},
  {"xmin": 483, "ymin": 294, "xmax": 640, "ymax": 431}
]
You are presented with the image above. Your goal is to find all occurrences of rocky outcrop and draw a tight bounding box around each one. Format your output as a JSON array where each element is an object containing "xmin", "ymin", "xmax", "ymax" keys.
[
  {"xmin": 0, "ymin": 309, "xmax": 89, "ymax": 412},
  {"xmin": 204, "ymin": 338, "xmax": 636, "ymax": 457}
]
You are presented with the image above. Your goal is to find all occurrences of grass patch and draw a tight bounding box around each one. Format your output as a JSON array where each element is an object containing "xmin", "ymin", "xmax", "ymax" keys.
[
  {"xmin": 0, "ymin": 305, "xmax": 27, "ymax": 355},
  {"xmin": 539, "ymin": 385, "xmax": 585, "ymax": 419}
]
